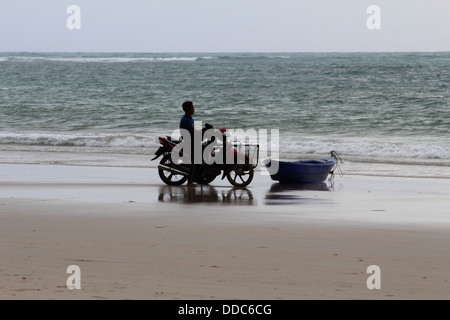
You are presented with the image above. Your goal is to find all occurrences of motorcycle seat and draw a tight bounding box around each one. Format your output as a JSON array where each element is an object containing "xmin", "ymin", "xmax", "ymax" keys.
[{"xmin": 166, "ymin": 136, "xmax": 182, "ymax": 144}]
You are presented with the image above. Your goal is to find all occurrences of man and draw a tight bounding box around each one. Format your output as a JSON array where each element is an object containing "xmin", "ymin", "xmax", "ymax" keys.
[{"xmin": 180, "ymin": 101, "xmax": 197, "ymax": 187}]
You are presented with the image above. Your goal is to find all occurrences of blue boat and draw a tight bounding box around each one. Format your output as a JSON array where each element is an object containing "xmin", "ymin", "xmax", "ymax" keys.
[{"xmin": 263, "ymin": 157, "xmax": 337, "ymax": 184}]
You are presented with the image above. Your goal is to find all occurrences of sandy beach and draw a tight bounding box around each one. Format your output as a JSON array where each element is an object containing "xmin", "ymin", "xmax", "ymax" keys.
[{"xmin": 1, "ymin": 163, "xmax": 449, "ymax": 300}]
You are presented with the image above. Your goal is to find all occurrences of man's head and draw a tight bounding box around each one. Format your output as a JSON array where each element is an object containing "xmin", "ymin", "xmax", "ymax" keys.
[{"xmin": 182, "ymin": 101, "xmax": 194, "ymax": 116}]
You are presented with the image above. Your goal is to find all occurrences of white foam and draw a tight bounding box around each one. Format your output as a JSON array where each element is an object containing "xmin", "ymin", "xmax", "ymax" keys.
[
  {"xmin": 1, "ymin": 132, "xmax": 448, "ymax": 160},
  {"xmin": 0, "ymin": 132, "xmax": 159, "ymax": 148},
  {"xmin": 8, "ymin": 56, "xmax": 212, "ymax": 63},
  {"xmin": 277, "ymin": 135, "xmax": 450, "ymax": 161}
]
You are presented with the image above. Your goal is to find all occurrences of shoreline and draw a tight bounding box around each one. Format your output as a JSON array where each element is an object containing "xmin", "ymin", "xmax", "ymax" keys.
[
  {"xmin": 1, "ymin": 163, "xmax": 450, "ymax": 299},
  {"xmin": 1, "ymin": 144, "xmax": 449, "ymax": 180}
]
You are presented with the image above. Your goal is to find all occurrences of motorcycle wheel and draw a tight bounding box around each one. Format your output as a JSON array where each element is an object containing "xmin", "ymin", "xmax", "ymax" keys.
[
  {"xmin": 158, "ymin": 154, "xmax": 189, "ymax": 186},
  {"xmin": 226, "ymin": 165, "xmax": 254, "ymax": 187}
]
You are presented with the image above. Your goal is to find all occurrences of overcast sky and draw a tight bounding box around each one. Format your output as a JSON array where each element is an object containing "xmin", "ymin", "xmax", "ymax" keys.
[{"xmin": 1, "ymin": 0, "xmax": 449, "ymax": 52}]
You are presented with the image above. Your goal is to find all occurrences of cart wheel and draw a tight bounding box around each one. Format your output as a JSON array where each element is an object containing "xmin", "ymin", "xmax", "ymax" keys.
[
  {"xmin": 226, "ymin": 165, "xmax": 254, "ymax": 187},
  {"xmin": 158, "ymin": 155, "xmax": 189, "ymax": 186}
]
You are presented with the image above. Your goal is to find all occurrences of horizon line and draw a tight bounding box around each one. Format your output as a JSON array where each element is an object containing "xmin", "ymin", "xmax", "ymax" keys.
[{"xmin": 1, "ymin": 50, "xmax": 449, "ymax": 54}]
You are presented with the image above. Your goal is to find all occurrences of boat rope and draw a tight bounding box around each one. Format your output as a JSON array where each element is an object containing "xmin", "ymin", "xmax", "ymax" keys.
[{"xmin": 329, "ymin": 150, "xmax": 344, "ymax": 180}]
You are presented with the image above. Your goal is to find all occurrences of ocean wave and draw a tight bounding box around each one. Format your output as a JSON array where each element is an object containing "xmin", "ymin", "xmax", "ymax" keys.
[
  {"xmin": 6, "ymin": 56, "xmax": 213, "ymax": 63},
  {"xmin": 217, "ymin": 54, "xmax": 286, "ymax": 61},
  {"xmin": 0, "ymin": 132, "xmax": 159, "ymax": 148},
  {"xmin": 176, "ymin": 130, "xmax": 450, "ymax": 161},
  {"xmin": 50, "ymin": 57, "xmax": 155, "ymax": 63},
  {"xmin": 1, "ymin": 131, "xmax": 449, "ymax": 161},
  {"xmin": 1, "ymin": 132, "xmax": 450, "ymax": 173},
  {"xmin": 276, "ymin": 136, "xmax": 450, "ymax": 161}
]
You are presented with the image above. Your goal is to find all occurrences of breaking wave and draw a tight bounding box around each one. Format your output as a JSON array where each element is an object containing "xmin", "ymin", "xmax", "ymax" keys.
[
  {"xmin": 2, "ymin": 132, "xmax": 448, "ymax": 161},
  {"xmin": 5, "ymin": 55, "xmax": 214, "ymax": 63},
  {"xmin": 0, "ymin": 132, "xmax": 159, "ymax": 148},
  {"xmin": 278, "ymin": 135, "xmax": 450, "ymax": 161}
]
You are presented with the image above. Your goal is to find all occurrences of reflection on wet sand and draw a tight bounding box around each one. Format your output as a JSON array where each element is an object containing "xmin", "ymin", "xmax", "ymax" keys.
[
  {"xmin": 269, "ymin": 182, "xmax": 332, "ymax": 192},
  {"xmin": 158, "ymin": 185, "xmax": 255, "ymax": 205},
  {"xmin": 265, "ymin": 182, "xmax": 333, "ymax": 206}
]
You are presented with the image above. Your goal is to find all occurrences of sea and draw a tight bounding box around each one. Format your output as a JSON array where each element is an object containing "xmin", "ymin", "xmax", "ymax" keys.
[{"xmin": 0, "ymin": 52, "xmax": 449, "ymax": 178}]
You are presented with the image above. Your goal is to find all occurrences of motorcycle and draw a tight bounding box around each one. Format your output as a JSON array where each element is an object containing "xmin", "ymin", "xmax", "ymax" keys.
[{"xmin": 151, "ymin": 124, "xmax": 259, "ymax": 187}]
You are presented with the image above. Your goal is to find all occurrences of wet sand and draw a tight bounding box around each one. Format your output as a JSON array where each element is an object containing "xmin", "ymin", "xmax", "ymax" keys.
[{"xmin": 1, "ymin": 163, "xmax": 449, "ymax": 299}]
